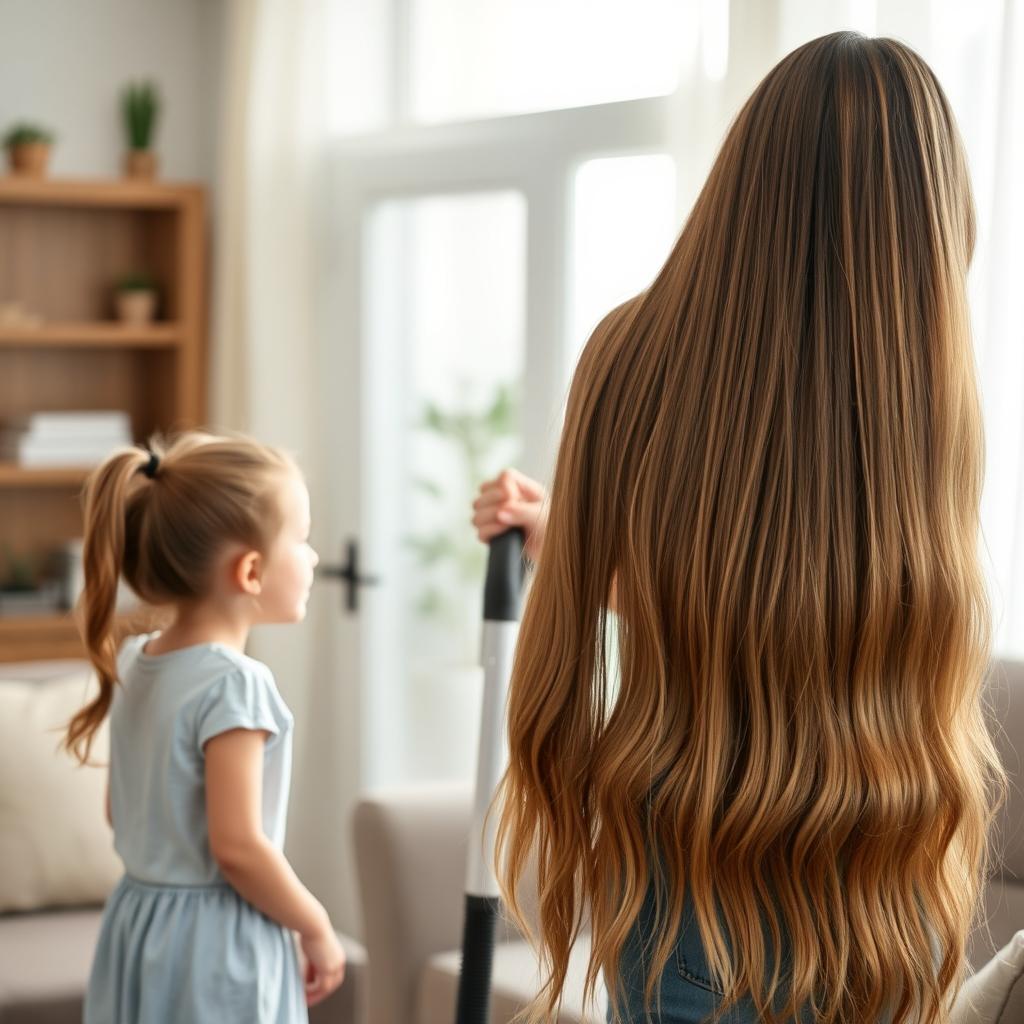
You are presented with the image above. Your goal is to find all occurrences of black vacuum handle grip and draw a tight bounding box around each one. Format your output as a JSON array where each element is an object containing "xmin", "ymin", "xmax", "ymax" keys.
[
  {"xmin": 483, "ymin": 527, "xmax": 525, "ymax": 622},
  {"xmin": 454, "ymin": 895, "xmax": 500, "ymax": 1024}
]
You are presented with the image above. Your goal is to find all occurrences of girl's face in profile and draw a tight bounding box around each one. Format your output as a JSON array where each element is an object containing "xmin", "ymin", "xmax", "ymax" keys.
[{"xmin": 257, "ymin": 473, "xmax": 319, "ymax": 623}]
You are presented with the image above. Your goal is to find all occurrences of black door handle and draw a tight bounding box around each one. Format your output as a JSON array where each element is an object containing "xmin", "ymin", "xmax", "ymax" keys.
[{"xmin": 316, "ymin": 539, "xmax": 380, "ymax": 613}]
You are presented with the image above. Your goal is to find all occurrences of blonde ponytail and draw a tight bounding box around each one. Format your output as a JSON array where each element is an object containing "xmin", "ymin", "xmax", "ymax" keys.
[{"xmin": 64, "ymin": 447, "xmax": 151, "ymax": 764}]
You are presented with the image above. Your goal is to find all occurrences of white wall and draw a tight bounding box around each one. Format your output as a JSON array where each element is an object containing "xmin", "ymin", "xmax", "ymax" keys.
[{"xmin": 0, "ymin": 0, "xmax": 223, "ymax": 184}]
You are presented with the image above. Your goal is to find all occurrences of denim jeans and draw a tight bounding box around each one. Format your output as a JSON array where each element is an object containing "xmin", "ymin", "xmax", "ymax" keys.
[{"xmin": 607, "ymin": 879, "xmax": 815, "ymax": 1024}]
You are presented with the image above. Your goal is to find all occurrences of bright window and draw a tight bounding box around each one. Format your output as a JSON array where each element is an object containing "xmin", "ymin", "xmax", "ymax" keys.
[
  {"xmin": 363, "ymin": 190, "xmax": 526, "ymax": 783},
  {"xmin": 571, "ymin": 154, "xmax": 678, "ymax": 370},
  {"xmin": 409, "ymin": 0, "xmax": 698, "ymax": 123}
]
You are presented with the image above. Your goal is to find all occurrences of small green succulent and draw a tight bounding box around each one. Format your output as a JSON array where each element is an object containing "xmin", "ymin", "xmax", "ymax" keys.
[
  {"xmin": 116, "ymin": 272, "xmax": 159, "ymax": 293},
  {"xmin": 3, "ymin": 123, "xmax": 54, "ymax": 149},
  {"xmin": 122, "ymin": 81, "xmax": 160, "ymax": 150}
]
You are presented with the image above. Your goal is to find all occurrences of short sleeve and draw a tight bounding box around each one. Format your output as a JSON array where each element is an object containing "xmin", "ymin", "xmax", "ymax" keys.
[
  {"xmin": 116, "ymin": 632, "xmax": 151, "ymax": 678},
  {"xmin": 195, "ymin": 667, "xmax": 289, "ymax": 754}
]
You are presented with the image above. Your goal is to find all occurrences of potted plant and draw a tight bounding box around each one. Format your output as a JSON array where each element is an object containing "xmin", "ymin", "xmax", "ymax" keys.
[
  {"xmin": 114, "ymin": 273, "xmax": 159, "ymax": 324},
  {"xmin": 405, "ymin": 380, "xmax": 521, "ymax": 665},
  {"xmin": 121, "ymin": 81, "xmax": 160, "ymax": 179},
  {"xmin": 3, "ymin": 123, "xmax": 54, "ymax": 178}
]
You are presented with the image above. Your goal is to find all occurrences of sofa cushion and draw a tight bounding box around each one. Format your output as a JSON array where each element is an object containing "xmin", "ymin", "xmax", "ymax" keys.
[
  {"xmin": 967, "ymin": 881, "xmax": 1024, "ymax": 1023},
  {"xmin": 0, "ymin": 669, "xmax": 123, "ymax": 912},
  {"xmin": 0, "ymin": 907, "xmax": 102, "ymax": 1024},
  {"xmin": 0, "ymin": 907, "xmax": 368, "ymax": 1024},
  {"xmin": 416, "ymin": 937, "xmax": 606, "ymax": 1024}
]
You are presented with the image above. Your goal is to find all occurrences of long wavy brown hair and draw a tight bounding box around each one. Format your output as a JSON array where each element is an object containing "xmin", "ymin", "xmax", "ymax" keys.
[{"xmin": 494, "ymin": 31, "xmax": 1006, "ymax": 1024}]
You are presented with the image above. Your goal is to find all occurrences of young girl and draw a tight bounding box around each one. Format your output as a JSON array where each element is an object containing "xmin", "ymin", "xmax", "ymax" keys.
[
  {"xmin": 474, "ymin": 31, "xmax": 1019, "ymax": 1024},
  {"xmin": 64, "ymin": 431, "xmax": 344, "ymax": 1023}
]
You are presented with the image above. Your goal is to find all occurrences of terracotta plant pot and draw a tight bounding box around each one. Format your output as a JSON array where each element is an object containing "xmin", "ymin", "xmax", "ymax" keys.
[
  {"xmin": 123, "ymin": 149, "xmax": 157, "ymax": 180},
  {"xmin": 116, "ymin": 290, "xmax": 157, "ymax": 325},
  {"xmin": 8, "ymin": 142, "xmax": 51, "ymax": 178}
]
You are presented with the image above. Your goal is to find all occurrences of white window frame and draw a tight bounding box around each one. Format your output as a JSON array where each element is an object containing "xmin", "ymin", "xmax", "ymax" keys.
[{"xmin": 325, "ymin": 93, "xmax": 677, "ymax": 479}]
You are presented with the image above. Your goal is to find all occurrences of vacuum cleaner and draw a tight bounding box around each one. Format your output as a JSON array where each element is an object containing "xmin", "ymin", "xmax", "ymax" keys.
[{"xmin": 454, "ymin": 527, "xmax": 525, "ymax": 1024}]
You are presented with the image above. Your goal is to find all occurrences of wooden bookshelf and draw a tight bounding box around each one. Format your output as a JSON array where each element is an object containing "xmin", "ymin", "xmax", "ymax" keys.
[{"xmin": 0, "ymin": 176, "xmax": 207, "ymax": 663}]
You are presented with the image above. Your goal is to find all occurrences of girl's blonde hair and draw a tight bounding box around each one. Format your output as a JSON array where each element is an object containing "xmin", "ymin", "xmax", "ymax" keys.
[
  {"xmin": 496, "ymin": 32, "xmax": 1005, "ymax": 1024},
  {"xmin": 64, "ymin": 431, "xmax": 297, "ymax": 765}
]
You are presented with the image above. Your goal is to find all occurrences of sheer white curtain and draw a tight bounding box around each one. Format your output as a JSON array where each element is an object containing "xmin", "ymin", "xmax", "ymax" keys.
[
  {"xmin": 211, "ymin": 0, "xmax": 325, "ymax": 454},
  {"xmin": 211, "ymin": 0, "xmax": 356, "ymax": 926},
  {"xmin": 964, "ymin": 0, "xmax": 1024, "ymax": 658},
  {"xmin": 676, "ymin": 0, "xmax": 1024, "ymax": 658}
]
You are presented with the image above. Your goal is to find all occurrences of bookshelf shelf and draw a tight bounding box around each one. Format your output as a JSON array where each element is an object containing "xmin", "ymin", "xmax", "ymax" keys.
[
  {"xmin": 0, "ymin": 608, "xmax": 168, "ymax": 662},
  {"xmin": 0, "ymin": 177, "xmax": 201, "ymax": 210},
  {"xmin": 0, "ymin": 323, "xmax": 182, "ymax": 349},
  {"xmin": 0, "ymin": 613, "xmax": 83, "ymax": 661},
  {"xmin": 0, "ymin": 178, "xmax": 206, "ymax": 663},
  {"xmin": 0, "ymin": 465, "xmax": 92, "ymax": 489}
]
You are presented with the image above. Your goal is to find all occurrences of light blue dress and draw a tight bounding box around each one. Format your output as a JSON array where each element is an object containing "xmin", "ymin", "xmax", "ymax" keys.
[{"xmin": 84, "ymin": 633, "xmax": 307, "ymax": 1024}]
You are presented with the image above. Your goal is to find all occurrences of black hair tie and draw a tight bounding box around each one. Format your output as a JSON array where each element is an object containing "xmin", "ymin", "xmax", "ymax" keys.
[{"xmin": 142, "ymin": 451, "xmax": 161, "ymax": 479}]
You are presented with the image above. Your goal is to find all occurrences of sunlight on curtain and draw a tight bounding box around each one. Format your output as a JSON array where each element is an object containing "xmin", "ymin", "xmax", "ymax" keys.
[{"xmin": 894, "ymin": 0, "xmax": 1024, "ymax": 657}]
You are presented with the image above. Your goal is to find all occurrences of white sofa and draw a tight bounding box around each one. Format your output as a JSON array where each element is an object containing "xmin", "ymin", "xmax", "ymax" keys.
[
  {"xmin": 0, "ymin": 659, "xmax": 368, "ymax": 1024},
  {"xmin": 353, "ymin": 660, "xmax": 1024, "ymax": 1024}
]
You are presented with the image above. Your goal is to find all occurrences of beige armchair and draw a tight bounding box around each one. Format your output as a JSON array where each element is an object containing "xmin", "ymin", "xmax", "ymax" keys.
[{"xmin": 353, "ymin": 784, "xmax": 604, "ymax": 1024}]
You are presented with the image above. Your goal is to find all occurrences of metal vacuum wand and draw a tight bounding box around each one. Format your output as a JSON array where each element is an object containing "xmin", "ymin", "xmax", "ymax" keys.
[{"xmin": 454, "ymin": 527, "xmax": 525, "ymax": 1024}]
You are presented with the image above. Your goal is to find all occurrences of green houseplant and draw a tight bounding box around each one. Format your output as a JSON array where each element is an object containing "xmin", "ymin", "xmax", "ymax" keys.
[
  {"xmin": 399, "ymin": 381, "xmax": 520, "ymax": 775},
  {"xmin": 121, "ymin": 81, "xmax": 160, "ymax": 179},
  {"xmin": 114, "ymin": 272, "xmax": 160, "ymax": 324},
  {"xmin": 3, "ymin": 123, "xmax": 54, "ymax": 178},
  {"xmin": 405, "ymin": 380, "xmax": 520, "ymax": 641}
]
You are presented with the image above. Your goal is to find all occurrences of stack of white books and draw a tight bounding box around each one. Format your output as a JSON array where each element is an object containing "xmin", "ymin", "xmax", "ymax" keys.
[{"xmin": 0, "ymin": 411, "xmax": 133, "ymax": 467}]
